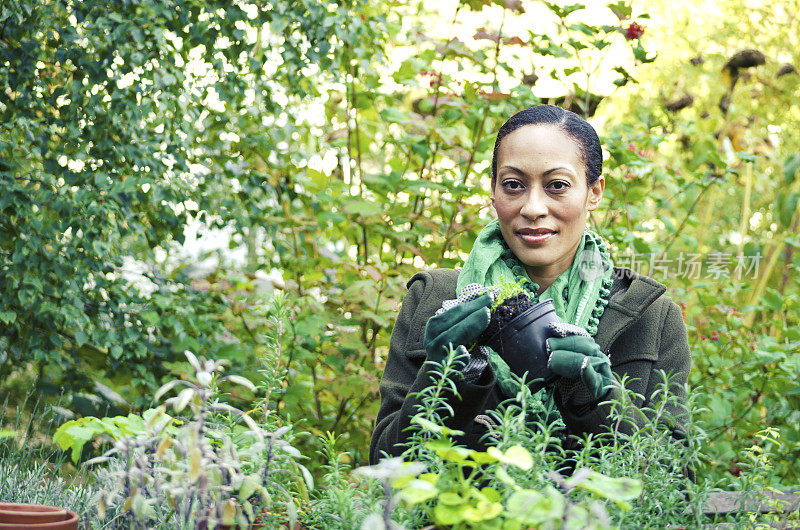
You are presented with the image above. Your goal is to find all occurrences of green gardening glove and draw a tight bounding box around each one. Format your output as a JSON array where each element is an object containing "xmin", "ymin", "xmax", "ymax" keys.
[
  {"xmin": 424, "ymin": 292, "xmax": 493, "ymax": 364},
  {"xmin": 546, "ymin": 330, "xmax": 614, "ymax": 402}
]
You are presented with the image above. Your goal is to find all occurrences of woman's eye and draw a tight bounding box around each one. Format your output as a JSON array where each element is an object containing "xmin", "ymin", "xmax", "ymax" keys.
[
  {"xmin": 547, "ymin": 180, "xmax": 570, "ymax": 191},
  {"xmin": 501, "ymin": 180, "xmax": 524, "ymax": 191}
]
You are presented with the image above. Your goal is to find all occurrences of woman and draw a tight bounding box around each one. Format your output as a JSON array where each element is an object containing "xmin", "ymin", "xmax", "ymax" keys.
[{"xmin": 369, "ymin": 105, "xmax": 691, "ymax": 464}]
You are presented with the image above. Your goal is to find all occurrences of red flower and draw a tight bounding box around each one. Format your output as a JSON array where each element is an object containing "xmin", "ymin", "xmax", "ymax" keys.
[{"xmin": 625, "ymin": 22, "xmax": 645, "ymax": 40}]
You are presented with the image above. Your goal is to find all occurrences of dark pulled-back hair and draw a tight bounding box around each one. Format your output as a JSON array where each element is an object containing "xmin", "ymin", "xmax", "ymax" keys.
[{"xmin": 490, "ymin": 104, "xmax": 603, "ymax": 186}]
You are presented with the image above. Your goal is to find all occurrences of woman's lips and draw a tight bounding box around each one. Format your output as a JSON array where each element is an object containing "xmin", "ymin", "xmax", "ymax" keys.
[{"xmin": 516, "ymin": 228, "xmax": 557, "ymax": 244}]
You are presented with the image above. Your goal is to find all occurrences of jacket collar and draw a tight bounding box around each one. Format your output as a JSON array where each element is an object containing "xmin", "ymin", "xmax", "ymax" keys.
[{"xmin": 594, "ymin": 267, "xmax": 667, "ymax": 353}]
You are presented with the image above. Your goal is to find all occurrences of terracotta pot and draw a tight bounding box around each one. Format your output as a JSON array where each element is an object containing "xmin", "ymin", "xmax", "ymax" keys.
[{"xmin": 0, "ymin": 503, "xmax": 79, "ymax": 530}]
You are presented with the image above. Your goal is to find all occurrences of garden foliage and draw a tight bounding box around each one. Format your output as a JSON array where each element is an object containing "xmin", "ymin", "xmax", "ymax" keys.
[
  {"xmin": 1, "ymin": 0, "xmax": 800, "ymax": 513},
  {"xmin": 1, "ymin": 0, "xmax": 661, "ymax": 470},
  {"xmin": 40, "ymin": 344, "xmax": 795, "ymax": 528},
  {"xmin": 598, "ymin": 1, "xmax": 800, "ymax": 480}
]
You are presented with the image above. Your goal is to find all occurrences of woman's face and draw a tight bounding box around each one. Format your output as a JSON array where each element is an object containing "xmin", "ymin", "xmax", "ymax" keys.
[{"xmin": 491, "ymin": 124, "xmax": 604, "ymax": 284}]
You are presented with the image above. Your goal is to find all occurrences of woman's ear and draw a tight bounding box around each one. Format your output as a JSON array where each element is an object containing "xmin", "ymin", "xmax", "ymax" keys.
[{"xmin": 586, "ymin": 176, "xmax": 605, "ymax": 211}]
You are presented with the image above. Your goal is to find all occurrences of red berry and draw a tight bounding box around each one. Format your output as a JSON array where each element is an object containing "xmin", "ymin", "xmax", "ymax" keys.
[
  {"xmin": 701, "ymin": 334, "xmax": 707, "ymax": 341},
  {"xmin": 625, "ymin": 22, "xmax": 645, "ymax": 40},
  {"xmin": 627, "ymin": 143, "xmax": 636, "ymax": 152}
]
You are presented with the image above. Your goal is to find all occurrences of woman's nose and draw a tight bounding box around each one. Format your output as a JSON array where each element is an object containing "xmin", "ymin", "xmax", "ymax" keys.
[{"xmin": 519, "ymin": 188, "xmax": 548, "ymax": 219}]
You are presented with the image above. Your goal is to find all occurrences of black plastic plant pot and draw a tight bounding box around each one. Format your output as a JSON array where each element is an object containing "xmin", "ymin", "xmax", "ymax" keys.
[{"xmin": 480, "ymin": 297, "xmax": 560, "ymax": 393}]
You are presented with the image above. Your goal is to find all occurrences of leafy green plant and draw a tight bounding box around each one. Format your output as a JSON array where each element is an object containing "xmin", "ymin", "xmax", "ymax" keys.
[
  {"xmin": 53, "ymin": 409, "xmax": 180, "ymax": 465},
  {"xmin": 490, "ymin": 280, "xmax": 528, "ymax": 311},
  {"xmin": 303, "ymin": 433, "xmax": 427, "ymax": 530},
  {"xmin": 337, "ymin": 347, "xmax": 707, "ymax": 529},
  {"xmin": 574, "ymin": 372, "xmax": 703, "ymax": 528},
  {"xmin": 397, "ymin": 345, "xmax": 473, "ymax": 465},
  {"xmin": 721, "ymin": 428, "xmax": 800, "ymax": 527},
  {"xmin": 392, "ymin": 437, "xmax": 642, "ymax": 529},
  {"xmin": 53, "ymin": 350, "xmax": 311, "ymax": 529},
  {"xmin": 30, "ymin": 330, "xmax": 796, "ymax": 529}
]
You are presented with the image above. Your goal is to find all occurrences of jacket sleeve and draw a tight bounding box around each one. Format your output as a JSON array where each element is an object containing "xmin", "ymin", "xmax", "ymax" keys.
[
  {"xmin": 555, "ymin": 299, "xmax": 692, "ymax": 439},
  {"xmin": 369, "ymin": 271, "xmax": 497, "ymax": 465}
]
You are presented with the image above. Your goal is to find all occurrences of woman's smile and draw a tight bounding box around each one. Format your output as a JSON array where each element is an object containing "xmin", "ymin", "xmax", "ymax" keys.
[{"xmin": 515, "ymin": 227, "xmax": 558, "ymax": 244}]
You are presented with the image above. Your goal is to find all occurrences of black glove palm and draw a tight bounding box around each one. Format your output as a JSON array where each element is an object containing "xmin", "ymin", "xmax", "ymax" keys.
[
  {"xmin": 423, "ymin": 293, "xmax": 492, "ymax": 364},
  {"xmin": 546, "ymin": 324, "xmax": 614, "ymax": 403}
]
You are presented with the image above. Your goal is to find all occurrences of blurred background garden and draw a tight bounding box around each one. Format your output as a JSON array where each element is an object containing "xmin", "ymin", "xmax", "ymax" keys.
[{"xmin": 1, "ymin": 0, "xmax": 799, "ymax": 527}]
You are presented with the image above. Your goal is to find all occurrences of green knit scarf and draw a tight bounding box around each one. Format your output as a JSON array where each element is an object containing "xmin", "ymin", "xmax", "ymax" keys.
[{"xmin": 458, "ymin": 218, "xmax": 614, "ymax": 426}]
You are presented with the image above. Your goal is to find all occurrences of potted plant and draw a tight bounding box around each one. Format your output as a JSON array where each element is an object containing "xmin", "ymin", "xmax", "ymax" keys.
[
  {"xmin": 477, "ymin": 283, "xmax": 560, "ymax": 392},
  {"xmin": 0, "ymin": 502, "xmax": 79, "ymax": 530}
]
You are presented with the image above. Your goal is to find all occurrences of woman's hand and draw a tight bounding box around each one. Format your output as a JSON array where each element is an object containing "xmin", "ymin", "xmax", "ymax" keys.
[
  {"xmin": 423, "ymin": 293, "xmax": 492, "ymax": 364},
  {"xmin": 546, "ymin": 323, "xmax": 614, "ymax": 402}
]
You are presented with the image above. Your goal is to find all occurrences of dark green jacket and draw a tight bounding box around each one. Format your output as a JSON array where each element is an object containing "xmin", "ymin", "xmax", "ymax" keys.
[{"xmin": 369, "ymin": 267, "xmax": 692, "ymax": 464}]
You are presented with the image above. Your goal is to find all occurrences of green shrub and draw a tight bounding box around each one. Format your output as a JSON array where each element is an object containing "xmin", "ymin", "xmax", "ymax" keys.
[
  {"xmin": 306, "ymin": 346, "xmax": 797, "ymax": 529},
  {"xmin": 36, "ymin": 340, "xmax": 799, "ymax": 528},
  {"xmin": 52, "ymin": 351, "xmax": 311, "ymax": 529}
]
